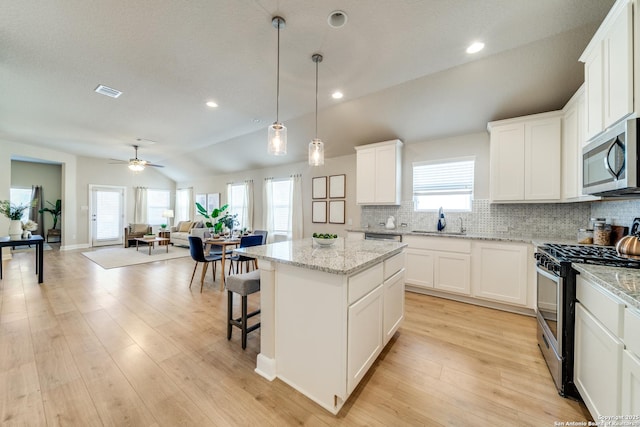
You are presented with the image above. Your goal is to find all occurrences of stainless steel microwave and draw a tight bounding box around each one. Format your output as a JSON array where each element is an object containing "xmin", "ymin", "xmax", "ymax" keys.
[{"xmin": 582, "ymin": 117, "xmax": 640, "ymax": 196}]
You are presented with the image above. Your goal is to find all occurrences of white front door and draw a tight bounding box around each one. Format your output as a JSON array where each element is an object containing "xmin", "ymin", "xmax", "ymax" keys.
[{"xmin": 90, "ymin": 185, "xmax": 125, "ymax": 247}]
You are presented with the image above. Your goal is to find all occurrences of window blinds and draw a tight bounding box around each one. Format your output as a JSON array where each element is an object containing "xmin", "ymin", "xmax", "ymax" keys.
[{"xmin": 413, "ymin": 160, "xmax": 474, "ymax": 195}]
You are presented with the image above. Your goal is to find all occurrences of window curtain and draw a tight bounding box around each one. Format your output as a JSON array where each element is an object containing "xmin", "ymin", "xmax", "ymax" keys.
[
  {"xmin": 133, "ymin": 187, "xmax": 148, "ymax": 224},
  {"xmin": 244, "ymin": 179, "xmax": 254, "ymax": 231},
  {"xmin": 175, "ymin": 187, "xmax": 193, "ymax": 223},
  {"xmin": 288, "ymin": 174, "xmax": 303, "ymax": 240},
  {"xmin": 263, "ymin": 177, "xmax": 275, "ymax": 243},
  {"xmin": 29, "ymin": 185, "xmax": 44, "ymax": 236}
]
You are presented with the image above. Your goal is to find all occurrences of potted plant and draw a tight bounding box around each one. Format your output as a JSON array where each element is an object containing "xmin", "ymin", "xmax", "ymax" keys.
[
  {"xmin": 39, "ymin": 199, "xmax": 61, "ymax": 230},
  {"xmin": 195, "ymin": 203, "xmax": 238, "ymax": 235},
  {"xmin": 0, "ymin": 200, "xmax": 34, "ymax": 239}
]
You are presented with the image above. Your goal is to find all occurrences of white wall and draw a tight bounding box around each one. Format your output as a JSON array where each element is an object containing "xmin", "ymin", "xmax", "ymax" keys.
[
  {"xmin": 75, "ymin": 156, "xmax": 176, "ymax": 244},
  {"xmin": 179, "ymin": 153, "xmax": 359, "ymax": 238}
]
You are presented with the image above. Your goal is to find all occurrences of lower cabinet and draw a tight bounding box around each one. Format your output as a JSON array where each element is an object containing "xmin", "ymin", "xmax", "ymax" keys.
[
  {"xmin": 347, "ymin": 285, "xmax": 384, "ymax": 394},
  {"xmin": 575, "ymin": 302, "xmax": 623, "ymax": 418},
  {"xmin": 404, "ymin": 236, "xmax": 470, "ymax": 296},
  {"xmin": 471, "ymin": 241, "xmax": 529, "ymax": 307},
  {"xmin": 622, "ymin": 350, "xmax": 640, "ymax": 415},
  {"xmin": 383, "ymin": 269, "xmax": 405, "ymax": 344}
]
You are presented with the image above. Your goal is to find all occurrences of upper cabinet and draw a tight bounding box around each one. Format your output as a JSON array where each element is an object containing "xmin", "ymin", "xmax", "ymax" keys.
[
  {"xmin": 580, "ymin": 0, "xmax": 633, "ymax": 140},
  {"xmin": 488, "ymin": 111, "xmax": 562, "ymax": 202},
  {"xmin": 355, "ymin": 139, "xmax": 403, "ymax": 205}
]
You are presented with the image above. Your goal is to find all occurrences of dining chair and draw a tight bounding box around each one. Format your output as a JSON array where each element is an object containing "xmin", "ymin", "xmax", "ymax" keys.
[
  {"xmin": 253, "ymin": 230, "xmax": 268, "ymax": 245},
  {"xmin": 188, "ymin": 235, "xmax": 222, "ymax": 292},
  {"xmin": 228, "ymin": 234, "xmax": 263, "ymax": 275}
]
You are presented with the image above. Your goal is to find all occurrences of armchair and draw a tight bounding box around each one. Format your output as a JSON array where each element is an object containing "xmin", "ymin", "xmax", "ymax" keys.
[{"xmin": 124, "ymin": 223, "xmax": 152, "ymax": 248}]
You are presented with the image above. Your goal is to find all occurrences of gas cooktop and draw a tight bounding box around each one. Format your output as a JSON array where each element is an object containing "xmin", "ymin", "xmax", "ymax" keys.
[{"xmin": 540, "ymin": 243, "xmax": 640, "ymax": 269}]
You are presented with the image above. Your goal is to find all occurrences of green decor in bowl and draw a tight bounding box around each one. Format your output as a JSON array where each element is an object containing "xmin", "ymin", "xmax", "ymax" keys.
[{"xmin": 312, "ymin": 233, "xmax": 338, "ymax": 246}]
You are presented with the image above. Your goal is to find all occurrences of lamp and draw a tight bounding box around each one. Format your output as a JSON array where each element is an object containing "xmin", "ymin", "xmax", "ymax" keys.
[
  {"xmin": 268, "ymin": 16, "xmax": 287, "ymax": 156},
  {"xmin": 308, "ymin": 53, "xmax": 325, "ymax": 166},
  {"xmin": 162, "ymin": 209, "xmax": 174, "ymax": 228}
]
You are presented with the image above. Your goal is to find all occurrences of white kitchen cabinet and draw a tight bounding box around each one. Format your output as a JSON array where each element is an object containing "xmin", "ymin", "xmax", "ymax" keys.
[
  {"xmin": 405, "ymin": 248, "xmax": 435, "ymax": 289},
  {"xmin": 355, "ymin": 139, "xmax": 402, "ymax": 205},
  {"xmin": 562, "ymin": 86, "xmax": 584, "ymax": 200},
  {"xmin": 581, "ymin": 0, "xmax": 633, "ymax": 139},
  {"xmin": 575, "ymin": 302, "xmax": 624, "ymax": 419},
  {"xmin": 383, "ymin": 269, "xmax": 405, "ymax": 345},
  {"xmin": 347, "ymin": 284, "xmax": 383, "ymax": 394},
  {"xmin": 404, "ymin": 235, "xmax": 470, "ymax": 296},
  {"xmin": 622, "ymin": 350, "xmax": 640, "ymax": 415},
  {"xmin": 488, "ymin": 112, "xmax": 562, "ymax": 202},
  {"xmin": 471, "ymin": 241, "xmax": 530, "ymax": 307},
  {"xmin": 434, "ymin": 253, "xmax": 470, "ymax": 295}
]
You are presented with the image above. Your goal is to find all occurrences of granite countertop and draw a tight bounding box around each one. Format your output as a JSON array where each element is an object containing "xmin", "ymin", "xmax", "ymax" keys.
[
  {"xmin": 347, "ymin": 227, "xmax": 577, "ymax": 246},
  {"xmin": 234, "ymin": 238, "xmax": 407, "ymax": 276},
  {"xmin": 573, "ymin": 264, "xmax": 640, "ymax": 310}
]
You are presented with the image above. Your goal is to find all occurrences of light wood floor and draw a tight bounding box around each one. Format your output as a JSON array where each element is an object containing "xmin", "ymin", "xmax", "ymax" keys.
[{"xmin": 0, "ymin": 245, "xmax": 592, "ymax": 426}]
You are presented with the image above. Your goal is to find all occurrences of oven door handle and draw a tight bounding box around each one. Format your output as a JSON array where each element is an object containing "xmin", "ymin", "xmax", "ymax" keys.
[{"xmin": 536, "ymin": 265, "xmax": 560, "ymax": 282}]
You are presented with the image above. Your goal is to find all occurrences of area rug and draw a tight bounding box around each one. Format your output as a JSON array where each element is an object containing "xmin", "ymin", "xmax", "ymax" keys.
[{"xmin": 81, "ymin": 245, "xmax": 190, "ymax": 269}]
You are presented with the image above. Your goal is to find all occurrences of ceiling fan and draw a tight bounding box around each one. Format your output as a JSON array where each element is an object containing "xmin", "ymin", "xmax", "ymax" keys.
[{"xmin": 109, "ymin": 145, "xmax": 164, "ymax": 172}]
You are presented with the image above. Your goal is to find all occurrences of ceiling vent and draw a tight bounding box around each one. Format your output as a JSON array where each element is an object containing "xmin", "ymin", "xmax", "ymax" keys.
[{"xmin": 94, "ymin": 84, "xmax": 122, "ymax": 98}]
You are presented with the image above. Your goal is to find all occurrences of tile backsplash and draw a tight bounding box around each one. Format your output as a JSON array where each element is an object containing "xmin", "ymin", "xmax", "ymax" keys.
[{"xmin": 361, "ymin": 199, "xmax": 592, "ymax": 239}]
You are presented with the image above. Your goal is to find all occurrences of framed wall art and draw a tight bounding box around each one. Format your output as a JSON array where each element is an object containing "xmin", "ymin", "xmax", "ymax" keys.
[
  {"xmin": 329, "ymin": 174, "xmax": 346, "ymax": 198},
  {"xmin": 329, "ymin": 200, "xmax": 345, "ymax": 224},
  {"xmin": 207, "ymin": 193, "xmax": 220, "ymax": 212},
  {"xmin": 312, "ymin": 176, "xmax": 327, "ymax": 199},
  {"xmin": 195, "ymin": 193, "xmax": 207, "ymax": 209},
  {"xmin": 312, "ymin": 201, "xmax": 327, "ymax": 223}
]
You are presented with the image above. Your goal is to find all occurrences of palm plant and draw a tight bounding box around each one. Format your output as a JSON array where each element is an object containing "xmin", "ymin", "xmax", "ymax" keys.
[{"xmin": 39, "ymin": 199, "xmax": 62, "ymax": 229}]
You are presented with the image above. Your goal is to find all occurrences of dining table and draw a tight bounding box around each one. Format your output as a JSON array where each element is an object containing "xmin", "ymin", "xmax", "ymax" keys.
[{"xmin": 203, "ymin": 237, "xmax": 241, "ymax": 290}]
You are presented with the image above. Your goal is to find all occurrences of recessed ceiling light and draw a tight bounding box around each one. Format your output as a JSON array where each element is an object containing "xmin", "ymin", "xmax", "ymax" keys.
[
  {"xmin": 466, "ymin": 41, "xmax": 485, "ymax": 54},
  {"xmin": 328, "ymin": 10, "xmax": 348, "ymax": 28},
  {"xmin": 332, "ymin": 91, "xmax": 344, "ymax": 99},
  {"xmin": 94, "ymin": 84, "xmax": 122, "ymax": 98},
  {"xmin": 206, "ymin": 101, "xmax": 218, "ymax": 108}
]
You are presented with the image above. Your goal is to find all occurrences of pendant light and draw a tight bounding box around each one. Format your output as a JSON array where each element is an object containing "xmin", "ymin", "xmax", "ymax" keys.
[
  {"xmin": 308, "ymin": 53, "xmax": 325, "ymax": 166},
  {"xmin": 268, "ymin": 16, "xmax": 287, "ymax": 156}
]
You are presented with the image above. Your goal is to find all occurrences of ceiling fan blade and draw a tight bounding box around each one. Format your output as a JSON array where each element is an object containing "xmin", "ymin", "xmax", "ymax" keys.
[
  {"xmin": 108, "ymin": 159, "xmax": 129, "ymax": 164},
  {"xmin": 146, "ymin": 163, "xmax": 165, "ymax": 168}
]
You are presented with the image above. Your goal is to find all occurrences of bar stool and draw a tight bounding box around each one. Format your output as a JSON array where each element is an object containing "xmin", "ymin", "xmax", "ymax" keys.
[{"xmin": 225, "ymin": 270, "xmax": 261, "ymax": 349}]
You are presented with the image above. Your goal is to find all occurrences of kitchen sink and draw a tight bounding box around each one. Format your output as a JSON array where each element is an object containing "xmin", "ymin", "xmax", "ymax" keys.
[{"xmin": 411, "ymin": 230, "xmax": 467, "ymax": 236}]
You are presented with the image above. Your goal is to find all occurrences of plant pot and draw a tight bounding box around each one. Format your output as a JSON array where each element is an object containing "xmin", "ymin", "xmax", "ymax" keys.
[{"xmin": 8, "ymin": 220, "xmax": 23, "ymax": 240}]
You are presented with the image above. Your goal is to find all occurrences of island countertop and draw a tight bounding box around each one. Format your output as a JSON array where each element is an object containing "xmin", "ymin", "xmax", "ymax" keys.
[{"xmin": 234, "ymin": 237, "xmax": 407, "ymax": 276}]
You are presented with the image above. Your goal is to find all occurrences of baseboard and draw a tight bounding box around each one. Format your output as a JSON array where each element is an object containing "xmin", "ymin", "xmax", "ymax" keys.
[
  {"xmin": 405, "ymin": 285, "xmax": 535, "ymax": 317},
  {"xmin": 61, "ymin": 243, "xmax": 91, "ymax": 251}
]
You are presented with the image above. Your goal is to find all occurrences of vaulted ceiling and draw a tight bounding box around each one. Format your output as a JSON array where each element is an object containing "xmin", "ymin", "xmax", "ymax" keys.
[{"xmin": 1, "ymin": 0, "xmax": 615, "ymax": 181}]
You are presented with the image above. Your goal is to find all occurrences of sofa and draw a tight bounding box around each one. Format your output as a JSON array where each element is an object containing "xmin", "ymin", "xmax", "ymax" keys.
[
  {"xmin": 170, "ymin": 220, "xmax": 208, "ymax": 247},
  {"xmin": 124, "ymin": 223, "xmax": 152, "ymax": 248}
]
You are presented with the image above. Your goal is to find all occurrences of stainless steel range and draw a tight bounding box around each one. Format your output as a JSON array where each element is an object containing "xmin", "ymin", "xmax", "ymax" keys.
[{"xmin": 535, "ymin": 243, "xmax": 640, "ymax": 399}]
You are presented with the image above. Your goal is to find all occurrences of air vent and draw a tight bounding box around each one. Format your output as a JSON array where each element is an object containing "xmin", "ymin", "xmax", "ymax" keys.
[{"xmin": 94, "ymin": 84, "xmax": 122, "ymax": 98}]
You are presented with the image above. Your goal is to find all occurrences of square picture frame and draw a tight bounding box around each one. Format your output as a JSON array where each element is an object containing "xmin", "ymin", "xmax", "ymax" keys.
[
  {"xmin": 329, "ymin": 174, "xmax": 346, "ymax": 198},
  {"xmin": 195, "ymin": 193, "xmax": 207, "ymax": 210},
  {"xmin": 207, "ymin": 193, "xmax": 220, "ymax": 212},
  {"xmin": 312, "ymin": 201, "xmax": 327, "ymax": 223},
  {"xmin": 329, "ymin": 200, "xmax": 345, "ymax": 224},
  {"xmin": 312, "ymin": 176, "xmax": 327, "ymax": 199}
]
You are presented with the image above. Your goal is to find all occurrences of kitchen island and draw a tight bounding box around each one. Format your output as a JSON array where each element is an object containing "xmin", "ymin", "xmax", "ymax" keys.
[{"xmin": 234, "ymin": 237, "xmax": 407, "ymax": 414}]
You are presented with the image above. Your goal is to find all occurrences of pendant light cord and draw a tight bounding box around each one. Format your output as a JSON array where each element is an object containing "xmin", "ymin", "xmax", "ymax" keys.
[
  {"xmin": 276, "ymin": 20, "xmax": 281, "ymax": 123},
  {"xmin": 315, "ymin": 59, "xmax": 318, "ymax": 138}
]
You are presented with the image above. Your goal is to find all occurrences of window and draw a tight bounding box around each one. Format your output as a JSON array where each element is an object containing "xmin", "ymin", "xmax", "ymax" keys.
[
  {"xmin": 413, "ymin": 158, "xmax": 474, "ymax": 212},
  {"xmin": 228, "ymin": 183, "xmax": 246, "ymax": 228},
  {"xmin": 272, "ymin": 179, "xmax": 291, "ymax": 233},
  {"xmin": 10, "ymin": 187, "xmax": 32, "ymax": 221},
  {"xmin": 146, "ymin": 189, "xmax": 170, "ymax": 225}
]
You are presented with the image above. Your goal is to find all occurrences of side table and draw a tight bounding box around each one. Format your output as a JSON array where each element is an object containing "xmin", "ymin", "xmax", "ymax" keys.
[
  {"xmin": 158, "ymin": 230, "xmax": 170, "ymax": 246},
  {"xmin": 47, "ymin": 228, "xmax": 61, "ymax": 243}
]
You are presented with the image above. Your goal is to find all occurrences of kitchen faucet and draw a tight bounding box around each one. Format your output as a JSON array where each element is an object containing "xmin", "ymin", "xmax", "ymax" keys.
[{"xmin": 458, "ymin": 217, "xmax": 466, "ymax": 233}]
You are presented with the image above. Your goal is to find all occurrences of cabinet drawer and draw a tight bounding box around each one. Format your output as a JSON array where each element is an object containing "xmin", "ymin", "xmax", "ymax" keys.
[
  {"xmin": 577, "ymin": 276, "xmax": 625, "ymax": 337},
  {"xmin": 349, "ymin": 263, "xmax": 383, "ymax": 305},
  {"xmin": 625, "ymin": 307, "xmax": 640, "ymax": 358},
  {"xmin": 403, "ymin": 235, "xmax": 471, "ymax": 253},
  {"xmin": 384, "ymin": 252, "xmax": 405, "ymax": 280}
]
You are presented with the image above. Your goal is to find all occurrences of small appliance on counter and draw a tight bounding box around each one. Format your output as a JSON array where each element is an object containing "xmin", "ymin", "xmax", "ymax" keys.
[{"xmin": 385, "ymin": 216, "xmax": 396, "ymax": 229}]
